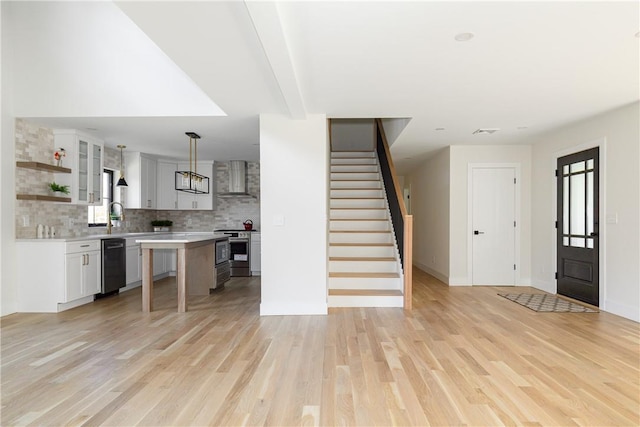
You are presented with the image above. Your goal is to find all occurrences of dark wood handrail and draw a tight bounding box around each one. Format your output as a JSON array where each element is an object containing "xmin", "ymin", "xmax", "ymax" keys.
[{"xmin": 375, "ymin": 118, "xmax": 413, "ymax": 309}]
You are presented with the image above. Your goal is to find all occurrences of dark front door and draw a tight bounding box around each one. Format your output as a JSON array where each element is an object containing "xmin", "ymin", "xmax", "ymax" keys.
[{"xmin": 557, "ymin": 147, "xmax": 599, "ymax": 306}]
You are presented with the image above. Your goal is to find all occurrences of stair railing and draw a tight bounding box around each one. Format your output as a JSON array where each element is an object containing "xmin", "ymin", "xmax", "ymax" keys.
[{"xmin": 375, "ymin": 118, "xmax": 413, "ymax": 309}]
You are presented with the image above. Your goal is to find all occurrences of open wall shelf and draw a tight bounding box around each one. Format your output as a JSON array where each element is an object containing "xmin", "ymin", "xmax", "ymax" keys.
[
  {"xmin": 16, "ymin": 161, "xmax": 71, "ymax": 174},
  {"xmin": 16, "ymin": 194, "xmax": 71, "ymax": 203}
]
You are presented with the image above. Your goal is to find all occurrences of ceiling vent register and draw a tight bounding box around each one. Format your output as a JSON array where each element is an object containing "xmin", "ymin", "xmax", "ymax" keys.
[
  {"xmin": 175, "ymin": 132, "xmax": 210, "ymax": 194},
  {"xmin": 473, "ymin": 128, "xmax": 500, "ymax": 135}
]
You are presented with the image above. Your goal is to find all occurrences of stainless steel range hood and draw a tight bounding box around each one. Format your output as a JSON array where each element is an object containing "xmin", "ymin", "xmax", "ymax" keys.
[{"xmin": 219, "ymin": 160, "xmax": 251, "ymax": 197}]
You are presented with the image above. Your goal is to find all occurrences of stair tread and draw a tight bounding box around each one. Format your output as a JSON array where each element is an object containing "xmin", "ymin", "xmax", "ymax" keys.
[
  {"xmin": 328, "ymin": 289, "xmax": 403, "ymax": 296},
  {"xmin": 330, "ymin": 207, "xmax": 386, "ymax": 210},
  {"xmin": 330, "ymin": 230, "xmax": 391, "ymax": 233},
  {"xmin": 331, "ymin": 197, "xmax": 384, "ymax": 200},
  {"xmin": 330, "ymin": 257, "xmax": 396, "ymax": 261},
  {"xmin": 330, "ymin": 243, "xmax": 394, "ymax": 247},
  {"xmin": 331, "ymin": 179, "xmax": 380, "ymax": 182},
  {"xmin": 331, "ymin": 218, "xmax": 387, "ymax": 221},
  {"xmin": 331, "ymin": 187, "xmax": 381, "ymax": 190},
  {"xmin": 329, "ymin": 272, "xmax": 400, "ymax": 278}
]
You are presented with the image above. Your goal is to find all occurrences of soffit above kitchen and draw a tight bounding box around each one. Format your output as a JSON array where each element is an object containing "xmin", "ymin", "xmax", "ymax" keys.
[{"xmin": 5, "ymin": 1, "xmax": 639, "ymax": 173}]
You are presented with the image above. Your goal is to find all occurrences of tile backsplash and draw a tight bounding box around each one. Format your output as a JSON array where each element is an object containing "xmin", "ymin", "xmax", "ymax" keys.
[{"xmin": 14, "ymin": 119, "xmax": 260, "ymax": 238}]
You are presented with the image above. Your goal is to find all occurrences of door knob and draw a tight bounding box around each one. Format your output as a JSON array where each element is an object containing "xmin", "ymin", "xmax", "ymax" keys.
[{"xmin": 474, "ymin": 230, "xmax": 485, "ymax": 235}]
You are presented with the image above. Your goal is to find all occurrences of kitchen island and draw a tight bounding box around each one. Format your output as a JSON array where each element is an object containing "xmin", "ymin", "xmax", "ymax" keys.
[{"xmin": 136, "ymin": 234, "xmax": 228, "ymax": 313}]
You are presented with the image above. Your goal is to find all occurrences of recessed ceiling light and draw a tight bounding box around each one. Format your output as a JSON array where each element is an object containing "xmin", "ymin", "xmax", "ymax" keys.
[
  {"xmin": 473, "ymin": 128, "xmax": 500, "ymax": 135},
  {"xmin": 455, "ymin": 32, "xmax": 475, "ymax": 42},
  {"xmin": 517, "ymin": 126, "xmax": 529, "ymax": 130},
  {"xmin": 85, "ymin": 127, "xmax": 98, "ymax": 131},
  {"xmin": 435, "ymin": 127, "xmax": 446, "ymax": 131}
]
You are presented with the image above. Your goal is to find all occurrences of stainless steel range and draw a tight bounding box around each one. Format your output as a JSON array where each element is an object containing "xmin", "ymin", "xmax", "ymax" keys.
[{"xmin": 215, "ymin": 230, "xmax": 252, "ymax": 277}]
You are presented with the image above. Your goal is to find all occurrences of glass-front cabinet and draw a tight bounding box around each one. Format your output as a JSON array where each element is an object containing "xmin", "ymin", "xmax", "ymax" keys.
[{"xmin": 54, "ymin": 130, "xmax": 104, "ymax": 205}]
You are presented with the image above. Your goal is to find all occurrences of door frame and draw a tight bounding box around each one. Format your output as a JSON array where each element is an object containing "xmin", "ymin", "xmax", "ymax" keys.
[
  {"xmin": 467, "ymin": 163, "xmax": 522, "ymax": 285},
  {"xmin": 552, "ymin": 137, "xmax": 607, "ymax": 308}
]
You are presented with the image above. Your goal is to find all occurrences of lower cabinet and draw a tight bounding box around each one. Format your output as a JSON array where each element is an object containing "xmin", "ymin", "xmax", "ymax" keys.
[
  {"xmin": 16, "ymin": 239, "xmax": 101, "ymax": 312},
  {"xmin": 64, "ymin": 249, "xmax": 101, "ymax": 302},
  {"xmin": 250, "ymin": 232, "xmax": 261, "ymax": 275},
  {"xmin": 126, "ymin": 242, "xmax": 141, "ymax": 285}
]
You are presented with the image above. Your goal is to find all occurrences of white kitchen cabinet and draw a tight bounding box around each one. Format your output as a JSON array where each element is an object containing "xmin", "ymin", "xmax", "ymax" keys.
[
  {"xmin": 124, "ymin": 152, "xmax": 157, "ymax": 209},
  {"xmin": 250, "ymin": 232, "xmax": 261, "ymax": 275},
  {"xmin": 157, "ymin": 160, "xmax": 178, "ymax": 210},
  {"xmin": 53, "ymin": 130, "xmax": 104, "ymax": 205},
  {"xmin": 125, "ymin": 240, "xmax": 141, "ymax": 285},
  {"xmin": 176, "ymin": 161, "xmax": 217, "ymax": 210},
  {"xmin": 64, "ymin": 241, "xmax": 101, "ymax": 302},
  {"xmin": 16, "ymin": 239, "xmax": 101, "ymax": 312}
]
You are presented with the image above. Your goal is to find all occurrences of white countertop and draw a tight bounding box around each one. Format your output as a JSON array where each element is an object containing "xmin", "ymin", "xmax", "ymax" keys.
[
  {"xmin": 16, "ymin": 232, "xmax": 227, "ymax": 243},
  {"xmin": 136, "ymin": 233, "xmax": 229, "ymax": 244}
]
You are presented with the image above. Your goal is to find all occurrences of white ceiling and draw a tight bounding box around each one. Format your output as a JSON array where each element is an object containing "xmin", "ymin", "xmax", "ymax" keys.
[{"xmin": 7, "ymin": 1, "xmax": 639, "ymax": 174}]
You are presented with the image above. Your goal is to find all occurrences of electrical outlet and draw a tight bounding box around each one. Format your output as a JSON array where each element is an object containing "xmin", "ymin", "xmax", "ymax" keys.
[
  {"xmin": 431, "ymin": 256, "xmax": 436, "ymax": 264},
  {"xmin": 22, "ymin": 216, "xmax": 29, "ymax": 227},
  {"xmin": 187, "ymin": 218, "xmax": 192, "ymax": 226},
  {"xmin": 68, "ymin": 218, "xmax": 75, "ymax": 227},
  {"xmin": 125, "ymin": 221, "xmax": 130, "ymax": 227}
]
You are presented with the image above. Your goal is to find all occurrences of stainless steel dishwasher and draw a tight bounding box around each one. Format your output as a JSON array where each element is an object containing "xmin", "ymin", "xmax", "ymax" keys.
[{"xmin": 101, "ymin": 238, "xmax": 126, "ymax": 296}]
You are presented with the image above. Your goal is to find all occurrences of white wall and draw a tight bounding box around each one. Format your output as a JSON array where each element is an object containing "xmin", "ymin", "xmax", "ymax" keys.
[
  {"xmin": 449, "ymin": 145, "xmax": 532, "ymax": 285},
  {"xmin": 1, "ymin": 2, "xmax": 17, "ymax": 316},
  {"xmin": 408, "ymin": 148, "xmax": 450, "ymax": 283},
  {"xmin": 330, "ymin": 119, "xmax": 374, "ymax": 151},
  {"xmin": 531, "ymin": 102, "xmax": 639, "ymax": 322},
  {"xmin": 259, "ymin": 114, "xmax": 328, "ymax": 315}
]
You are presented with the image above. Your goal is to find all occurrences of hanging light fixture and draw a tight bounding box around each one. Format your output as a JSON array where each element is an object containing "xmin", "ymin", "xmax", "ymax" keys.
[
  {"xmin": 175, "ymin": 132, "xmax": 210, "ymax": 194},
  {"xmin": 116, "ymin": 145, "xmax": 128, "ymax": 187}
]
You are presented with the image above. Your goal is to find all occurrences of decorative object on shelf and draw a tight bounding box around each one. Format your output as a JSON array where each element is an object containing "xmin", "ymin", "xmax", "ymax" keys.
[
  {"xmin": 243, "ymin": 219, "xmax": 253, "ymax": 230},
  {"xmin": 54, "ymin": 148, "xmax": 66, "ymax": 167},
  {"xmin": 116, "ymin": 145, "xmax": 128, "ymax": 187},
  {"xmin": 175, "ymin": 132, "xmax": 210, "ymax": 194},
  {"xmin": 48, "ymin": 181, "xmax": 70, "ymax": 196},
  {"xmin": 151, "ymin": 220, "xmax": 173, "ymax": 232}
]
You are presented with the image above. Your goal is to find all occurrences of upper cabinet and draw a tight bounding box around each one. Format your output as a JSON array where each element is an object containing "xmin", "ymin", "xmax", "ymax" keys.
[
  {"xmin": 124, "ymin": 152, "xmax": 157, "ymax": 209},
  {"xmin": 53, "ymin": 130, "xmax": 104, "ymax": 205},
  {"xmin": 176, "ymin": 161, "xmax": 217, "ymax": 210},
  {"xmin": 157, "ymin": 160, "xmax": 178, "ymax": 210}
]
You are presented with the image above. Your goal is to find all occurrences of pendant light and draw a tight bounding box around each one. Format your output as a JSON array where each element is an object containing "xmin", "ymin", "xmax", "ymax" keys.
[
  {"xmin": 116, "ymin": 145, "xmax": 128, "ymax": 187},
  {"xmin": 175, "ymin": 132, "xmax": 210, "ymax": 194}
]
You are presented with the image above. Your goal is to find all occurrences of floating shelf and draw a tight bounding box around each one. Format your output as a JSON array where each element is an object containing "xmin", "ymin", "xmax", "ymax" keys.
[
  {"xmin": 16, "ymin": 161, "xmax": 71, "ymax": 174},
  {"xmin": 16, "ymin": 194, "xmax": 71, "ymax": 203}
]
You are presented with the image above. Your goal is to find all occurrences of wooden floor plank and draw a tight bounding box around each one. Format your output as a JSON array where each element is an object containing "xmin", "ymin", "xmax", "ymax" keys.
[{"xmin": 1, "ymin": 270, "xmax": 639, "ymax": 426}]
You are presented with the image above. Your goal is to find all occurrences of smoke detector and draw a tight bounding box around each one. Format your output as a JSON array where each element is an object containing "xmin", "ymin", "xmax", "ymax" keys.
[{"xmin": 473, "ymin": 128, "xmax": 500, "ymax": 135}]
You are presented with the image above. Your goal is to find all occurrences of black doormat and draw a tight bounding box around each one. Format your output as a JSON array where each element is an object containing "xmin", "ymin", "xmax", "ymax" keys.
[{"xmin": 498, "ymin": 293, "xmax": 598, "ymax": 313}]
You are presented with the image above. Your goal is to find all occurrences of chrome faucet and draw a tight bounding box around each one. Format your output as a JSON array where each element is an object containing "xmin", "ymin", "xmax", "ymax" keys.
[{"xmin": 106, "ymin": 202, "xmax": 126, "ymax": 235}]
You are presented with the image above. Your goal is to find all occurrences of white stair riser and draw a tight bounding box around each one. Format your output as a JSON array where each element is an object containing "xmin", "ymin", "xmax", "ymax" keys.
[
  {"xmin": 331, "ymin": 180, "xmax": 381, "ymax": 189},
  {"xmin": 330, "ymin": 232, "xmax": 394, "ymax": 244},
  {"xmin": 328, "ymin": 277, "xmax": 402, "ymax": 290},
  {"xmin": 330, "ymin": 189, "xmax": 384, "ymax": 198},
  {"xmin": 328, "ymin": 295, "xmax": 403, "ymax": 308},
  {"xmin": 331, "ymin": 172, "xmax": 380, "ymax": 181},
  {"xmin": 329, "ymin": 260, "xmax": 398, "ymax": 273},
  {"xmin": 331, "ymin": 151, "xmax": 375, "ymax": 158},
  {"xmin": 331, "ymin": 158, "xmax": 377, "ymax": 165},
  {"xmin": 330, "ymin": 221, "xmax": 389, "ymax": 231},
  {"xmin": 331, "ymin": 165, "xmax": 378, "ymax": 173},
  {"xmin": 329, "ymin": 245, "xmax": 396, "ymax": 257},
  {"xmin": 330, "ymin": 209, "xmax": 388, "ymax": 220},
  {"xmin": 330, "ymin": 199, "xmax": 385, "ymax": 208}
]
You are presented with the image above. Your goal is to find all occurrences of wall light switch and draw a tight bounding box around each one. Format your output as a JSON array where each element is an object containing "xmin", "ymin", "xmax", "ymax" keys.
[
  {"xmin": 273, "ymin": 214, "xmax": 285, "ymax": 226},
  {"xmin": 606, "ymin": 213, "xmax": 618, "ymax": 224}
]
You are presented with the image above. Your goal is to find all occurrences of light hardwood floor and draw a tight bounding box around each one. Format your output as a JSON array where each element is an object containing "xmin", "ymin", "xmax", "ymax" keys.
[{"xmin": 2, "ymin": 269, "xmax": 639, "ymax": 426}]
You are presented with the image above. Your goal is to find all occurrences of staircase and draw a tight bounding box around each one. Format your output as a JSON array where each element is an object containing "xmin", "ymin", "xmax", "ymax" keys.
[{"xmin": 328, "ymin": 151, "xmax": 404, "ymax": 307}]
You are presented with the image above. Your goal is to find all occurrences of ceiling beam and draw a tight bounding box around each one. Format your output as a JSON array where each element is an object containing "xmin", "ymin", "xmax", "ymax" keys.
[{"xmin": 244, "ymin": 1, "xmax": 306, "ymax": 120}]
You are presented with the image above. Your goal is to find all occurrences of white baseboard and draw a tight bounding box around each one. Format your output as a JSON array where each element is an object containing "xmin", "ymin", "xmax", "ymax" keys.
[
  {"xmin": 260, "ymin": 302, "xmax": 328, "ymax": 316},
  {"xmin": 448, "ymin": 277, "xmax": 472, "ymax": 286},
  {"xmin": 413, "ymin": 262, "xmax": 450, "ymax": 285},
  {"xmin": 531, "ymin": 279, "xmax": 555, "ymax": 294},
  {"xmin": 604, "ymin": 299, "xmax": 640, "ymax": 323}
]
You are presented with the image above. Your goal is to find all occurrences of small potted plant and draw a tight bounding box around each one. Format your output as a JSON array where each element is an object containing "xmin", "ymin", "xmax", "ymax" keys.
[
  {"xmin": 48, "ymin": 182, "xmax": 70, "ymax": 197},
  {"xmin": 151, "ymin": 220, "xmax": 173, "ymax": 232}
]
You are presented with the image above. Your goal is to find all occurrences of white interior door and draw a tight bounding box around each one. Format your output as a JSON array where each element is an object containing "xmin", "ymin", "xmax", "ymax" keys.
[{"xmin": 472, "ymin": 168, "xmax": 516, "ymax": 285}]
